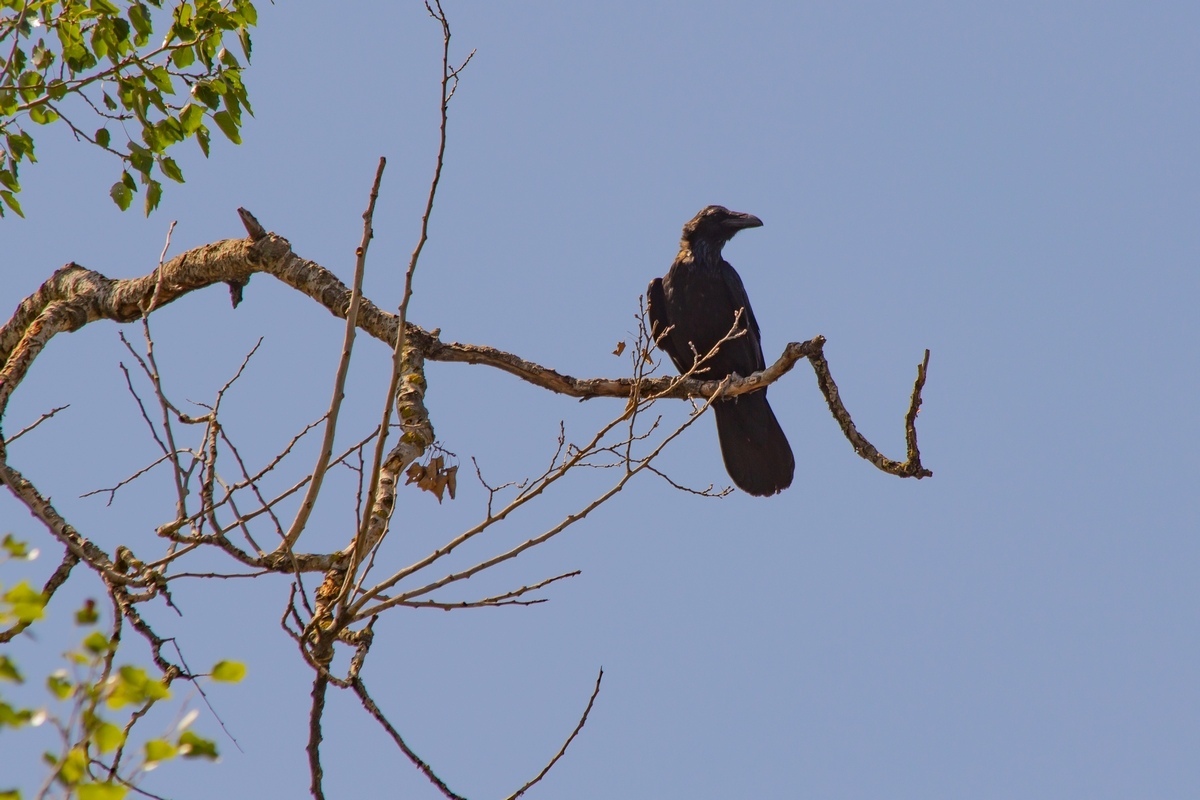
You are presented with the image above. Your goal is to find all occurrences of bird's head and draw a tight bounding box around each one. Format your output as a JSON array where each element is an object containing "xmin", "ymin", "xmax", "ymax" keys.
[{"xmin": 680, "ymin": 205, "xmax": 763, "ymax": 250}]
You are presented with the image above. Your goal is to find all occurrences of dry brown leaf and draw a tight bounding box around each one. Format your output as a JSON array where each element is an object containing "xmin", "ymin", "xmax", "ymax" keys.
[
  {"xmin": 407, "ymin": 456, "xmax": 458, "ymax": 503},
  {"xmin": 613, "ymin": 341, "xmax": 626, "ymax": 356}
]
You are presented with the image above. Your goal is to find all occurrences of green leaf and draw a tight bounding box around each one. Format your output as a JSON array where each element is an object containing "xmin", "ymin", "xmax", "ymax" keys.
[
  {"xmin": 211, "ymin": 110, "xmax": 240, "ymax": 144},
  {"xmin": 91, "ymin": 0, "xmax": 121, "ymax": 14},
  {"xmin": 144, "ymin": 178, "xmax": 161, "ymax": 215},
  {"xmin": 192, "ymin": 82, "xmax": 220, "ymax": 109},
  {"xmin": 31, "ymin": 40, "xmax": 55, "ymax": 70},
  {"xmin": 236, "ymin": 0, "xmax": 258, "ymax": 26},
  {"xmin": 0, "ymin": 655, "xmax": 23, "ymax": 683},
  {"xmin": 127, "ymin": 143, "xmax": 153, "ymax": 173},
  {"xmin": 112, "ymin": 17, "xmax": 131, "ymax": 46},
  {"xmin": 82, "ymin": 631, "xmax": 112, "ymax": 654},
  {"xmin": 91, "ymin": 27, "xmax": 109, "ymax": 60},
  {"xmin": 144, "ymin": 738, "xmax": 177, "ymax": 763},
  {"xmin": 0, "ymin": 787, "xmax": 21, "ymax": 799},
  {"xmin": 0, "ymin": 656, "xmax": 21, "ymax": 694},
  {"xmin": 46, "ymin": 80, "xmax": 68, "ymax": 101},
  {"xmin": 17, "ymin": 71, "xmax": 43, "ymax": 102},
  {"xmin": 128, "ymin": 4, "xmax": 152, "ymax": 39},
  {"xmin": 178, "ymin": 103, "xmax": 204, "ymax": 134},
  {"xmin": 238, "ymin": 28, "xmax": 252, "ymax": 63},
  {"xmin": 159, "ymin": 156, "xmax": 184, "ymax": 183},
  {"xmin": 94, "ymin": 128, "xmax": 111, "ymax": 149},
  {"xmin": 59, "ymin": 747, "xmax": 88, "ymax": 785},
  {"xmin": 196, "ymin": 127, "xmax": 210, "ymax": 157},
  {"xmin": 93, "ymin": 722, "xmax": 126, "ymax": 753},
  {"xmin": 6, "ymin": 131, "xmax": 35, "ymax": 162},
  {"xmin": 0, "ymin": 191, "xmax": 20, "ymax": 218},
  {"xmin": 177, "ymin": 730, "xmax": 218, "ymax": 759},
  {"xmin": 0, "ymin": 89, "xmax": 17, "ymax": 116},
  {"xmin": 47, "ymin": 671, "xmax": 73, "ymax": 700},
  {"xmin": 4, "ymin": 581, "xmax": 47, "ymax": 623},
  {"xmin": 107, "ymin": 665, "xmax": 170, "ymax": 709},
  {"xmin": 103, "ymin": 92, "xmax": 117, "ymax": 111},
  {"xmin": 210, "ymin": 660, "xmax": 246, "ymax": 683},
  {"xmin": 146, "ymin": 66, "xmax": 173, "ymax": 94},
  {"xmin": 1, "ymin": 534, "xmax": 29, "ymax": 558},
  {"xmin": 154, "ymin": 117, "xmax": 185, "ymax": 146},
  {"xmin": 140, "ymin": 123, "xmax": 163, "ymax": 153},
  {"xmin": 77, "ymin": 783, "xmax": 127, "ymax": 800},
  {"xmin": 171, "ymin": 45, "xmax": 195, "ymax": 69},
  {"xmin": 0, "ymin": 700, "xmax": 33, "ymax": 728},
  {"xmin": 75, "ymin": 599, "xmax": 100, "ymax": 625},
  {"xmin": 27, "ymin": 106, "xmax": 59, "ymax": 126},
  {"xmin": 9, "ymin": 46, "xmax": 27, "ymax": 75},
  {"xmin": 109, "ymin": 180, "xmax": 132, "ymax": 211}
]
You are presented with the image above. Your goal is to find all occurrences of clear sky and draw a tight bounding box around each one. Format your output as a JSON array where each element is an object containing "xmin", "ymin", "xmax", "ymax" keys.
[{"xmin": 3, "ymin": 2, "xmax": 1199, "ymax": 798}]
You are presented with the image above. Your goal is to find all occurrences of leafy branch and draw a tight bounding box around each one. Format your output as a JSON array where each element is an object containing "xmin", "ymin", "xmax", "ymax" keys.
[{"xmin": 0, "ymin": 0, "xmax": 257, "ymax": 217}]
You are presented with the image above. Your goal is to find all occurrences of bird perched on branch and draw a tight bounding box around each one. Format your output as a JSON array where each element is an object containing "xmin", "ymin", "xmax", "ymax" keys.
[{"xmin": 647, "ymin": 205, "xmax": 794, "ymax": 496}]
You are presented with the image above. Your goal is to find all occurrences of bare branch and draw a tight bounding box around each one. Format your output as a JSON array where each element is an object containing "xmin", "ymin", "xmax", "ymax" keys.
[
  {"xmin": 3, "ymin": 404, "xmax": 69, "ymax": 445},
  {"xmin": 81, "ymin": 450, "xmax": 191, "ymax": 505},
  {"xmin": 393, "ymin": 570, "xmax": 581, "ymax": 611},
  {"xmin": 308, "ymin": 672, "xmax": 328, "ymax": 800},
  {"xmin": 283, "ymin": 157, "xmax": 387, "ymax": 551},
  {"xmin": 0, "ymin": 233, "xmax": 929, "ymax": 485},
  {"xmin": 352, "ymin": 676, "xmax": 467, "ymax": 800},
  {"xmin": 505, "ymin": 668, "xmax": 604, "ymax": 800},
  {"xmin": 354, "ymin": 375, "xmax": 725, "ymax": 619},
  {"xmin": 807, "ymin": 344, "xmax": 933, "ymax": 478}
]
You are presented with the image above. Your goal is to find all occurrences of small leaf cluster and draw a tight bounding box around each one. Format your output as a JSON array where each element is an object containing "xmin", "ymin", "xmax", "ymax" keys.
[
  {"xmin": 0, "ymin": 0, "xmax": 257, "ymax": 217},
  {"xmin": 405, "ymin": 453, "xmax": 459, "ymax": 504},
  {"xmin": 0, "ymin": 560, "xmax": 247, "ymax": 799}
]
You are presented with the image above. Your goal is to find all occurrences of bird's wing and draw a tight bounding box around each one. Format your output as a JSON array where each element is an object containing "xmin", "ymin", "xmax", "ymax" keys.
[
  {"xmin": 719, "ymin": 263, "xmax": 767, "ymax": 370},
  {"xmin": 647, "ymin": 277, "xmax": 686, "ymax": 372}
]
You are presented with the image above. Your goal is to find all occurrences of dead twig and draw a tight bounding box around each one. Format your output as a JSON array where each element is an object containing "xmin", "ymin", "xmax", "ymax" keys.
[
  {"xmin": 3, "ymin": 404, "xmax": 69, "ymax": 445},
  {"xmin": 352, "ymin": 676, "xmax": 467, "ymax": 800},
  {"xmin": 282, "ymin": 157, "xmax": 387, "ymax": 553},
  {"xmin": 505, "ymin": 668, "xmax": 604, "ymax": 800}
]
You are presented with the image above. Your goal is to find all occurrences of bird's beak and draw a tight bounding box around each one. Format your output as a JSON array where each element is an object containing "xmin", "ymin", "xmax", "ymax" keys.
[{"xmin": 725, "ymin": 212, "xmax": 763, "ymax": 230}]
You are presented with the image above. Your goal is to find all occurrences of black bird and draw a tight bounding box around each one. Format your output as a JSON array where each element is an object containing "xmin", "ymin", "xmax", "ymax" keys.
[{"xmin": 647, "ymin": 205, "xmax": 794, "ymax": 496}]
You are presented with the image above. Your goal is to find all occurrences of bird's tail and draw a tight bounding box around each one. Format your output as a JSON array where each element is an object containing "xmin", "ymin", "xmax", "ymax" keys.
[{"xmin": 713, "ymin": 392, "xmax": 795, "ymax": 496}]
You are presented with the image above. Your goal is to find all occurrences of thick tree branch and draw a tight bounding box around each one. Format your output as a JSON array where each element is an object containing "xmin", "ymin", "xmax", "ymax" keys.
[{"xmin": 2, "ymin": 229, "xmax": 930, "ymax": 485}]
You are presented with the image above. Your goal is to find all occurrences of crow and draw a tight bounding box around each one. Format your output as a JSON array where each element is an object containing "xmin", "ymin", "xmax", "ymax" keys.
[{"xmin": 647, "ymin": 205, "xmax": 794, "ymax": 496}]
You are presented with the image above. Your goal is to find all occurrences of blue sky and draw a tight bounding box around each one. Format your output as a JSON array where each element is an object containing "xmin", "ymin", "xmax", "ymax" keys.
[{"xmin": 3, "ymin": 2, "xmax": 1199, "ymax": 798}]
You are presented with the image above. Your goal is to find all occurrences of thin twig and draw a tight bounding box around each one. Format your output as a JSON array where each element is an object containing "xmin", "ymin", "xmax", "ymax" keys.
[
  {"xmin": 394, "ymin": 570, "xmax": 581, "ymax": 611},
  {"xmin": 352, "ymin": 676, "xmax": 467, "ymax": 800},
  {"xmin": 505, "ymin": 668, "xmax": 604, "ymax": 800},
  {"xmin": 282, "ymin": 157, "xmax": 387, "ymax": 552},
  {"xmin": 3, "ymin": 404, "xmax": 69, "ymax": 445}
]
